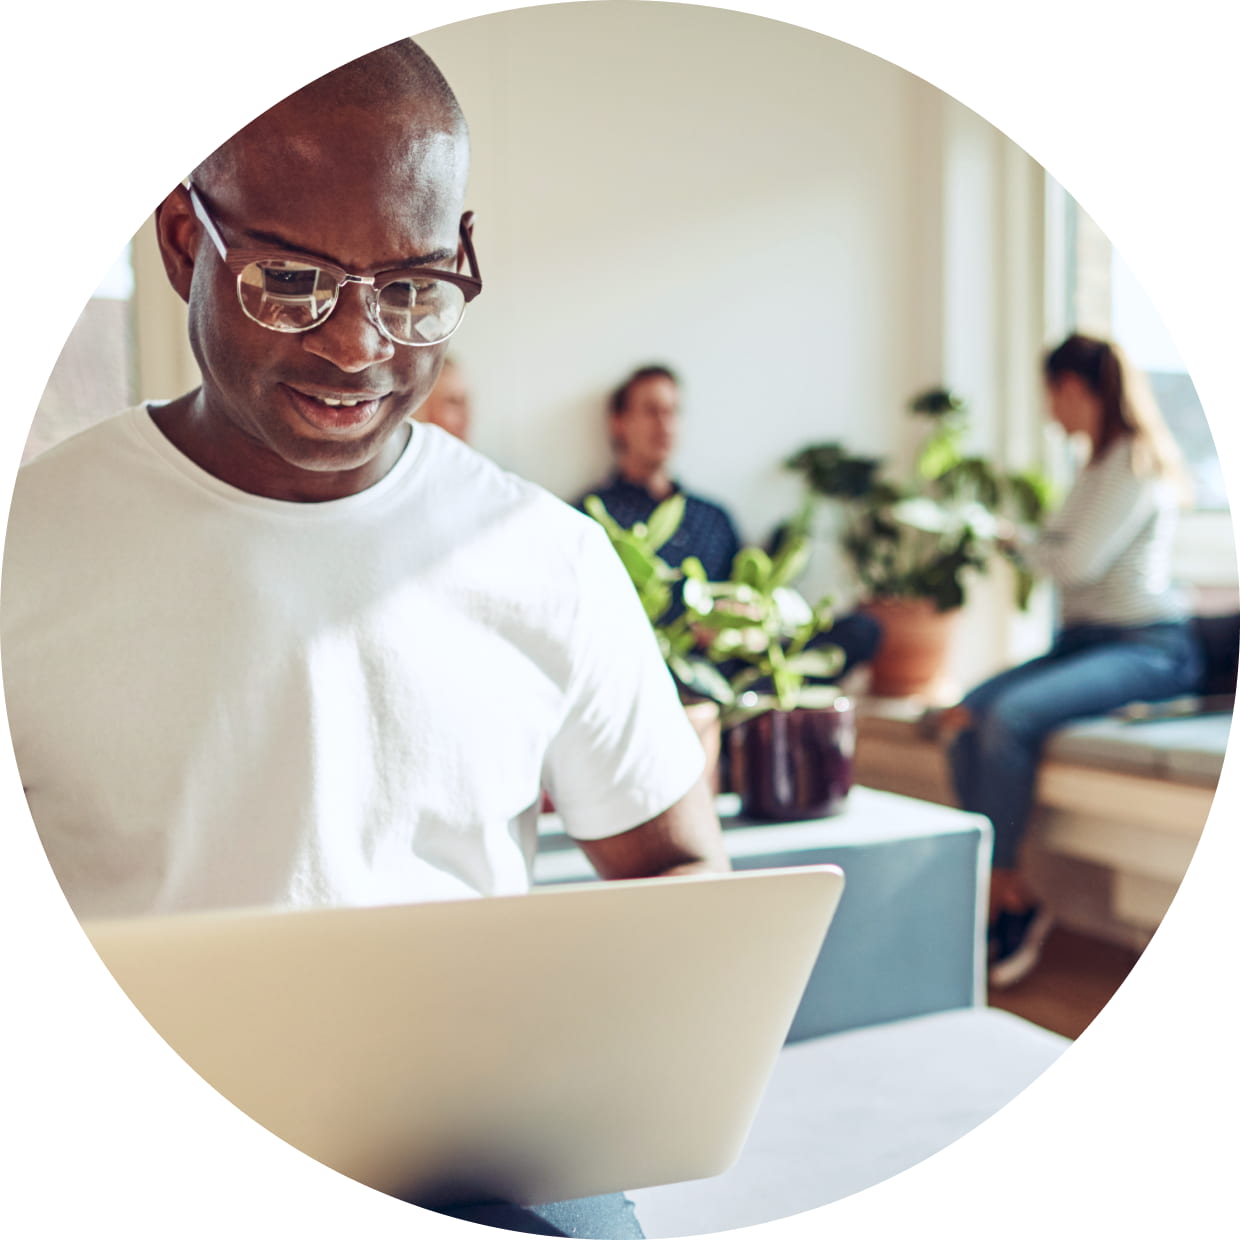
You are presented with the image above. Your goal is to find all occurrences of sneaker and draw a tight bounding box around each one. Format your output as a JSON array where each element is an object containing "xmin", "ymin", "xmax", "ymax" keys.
[{"xmin": 988, "ymin": 905, "xmax": 1055, "ymax": 989}]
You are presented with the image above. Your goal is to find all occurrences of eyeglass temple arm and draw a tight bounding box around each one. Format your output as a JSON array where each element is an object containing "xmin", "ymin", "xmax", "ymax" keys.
[
  {"xmin": 460, "ymin": 210, "xmax": 482, "ymax": 288},
  {"xmin": 183, "ymin": 182, "xmax": 230, "ymax": 262}
]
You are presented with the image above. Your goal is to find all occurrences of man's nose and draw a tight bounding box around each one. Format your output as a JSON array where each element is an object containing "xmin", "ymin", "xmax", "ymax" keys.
[{"xmin": 301, "ymin": 283, "xmax": 396, "ymax": 372}]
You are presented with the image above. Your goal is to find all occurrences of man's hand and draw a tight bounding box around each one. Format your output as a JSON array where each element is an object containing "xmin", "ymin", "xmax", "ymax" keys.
[{"xmin": 576, "ymin": 778, "xmax": 731, "ymax": 881}]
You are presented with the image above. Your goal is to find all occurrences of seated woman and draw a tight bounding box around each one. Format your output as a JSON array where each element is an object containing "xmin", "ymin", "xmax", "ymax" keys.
[{"xmin": 947, "ymin": 333, "xmax": 1204, "ymax": 989}]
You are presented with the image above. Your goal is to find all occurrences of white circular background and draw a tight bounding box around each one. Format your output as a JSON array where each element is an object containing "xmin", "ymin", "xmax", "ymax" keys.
[{"xmin": 2, "ymin": 2, "xmax": 1236, "ymax": 1235}]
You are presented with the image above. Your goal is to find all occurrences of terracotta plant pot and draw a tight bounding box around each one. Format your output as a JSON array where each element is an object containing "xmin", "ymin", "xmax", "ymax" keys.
[
  {"xmin": 860, "ymin": 598, "xmax": 960, "ymax": 697},
  {"xmin": 727, "ymin": 694, "xmax": 855, "ymax": 821}
]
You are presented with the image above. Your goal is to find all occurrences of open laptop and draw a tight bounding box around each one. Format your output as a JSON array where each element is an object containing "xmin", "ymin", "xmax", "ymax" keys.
[{"xmin": 83, "ymin": 865, "xmax": 844, "ymax": 1207}]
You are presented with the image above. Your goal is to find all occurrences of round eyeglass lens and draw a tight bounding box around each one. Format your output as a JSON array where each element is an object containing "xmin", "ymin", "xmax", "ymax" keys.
[
  {"xmin": 376, "ymin": 279, "xmax": 466, "ymax": 345},
  {"xmin": 238, "ymin": 261, "xmax": 337, "ymax": 332}
]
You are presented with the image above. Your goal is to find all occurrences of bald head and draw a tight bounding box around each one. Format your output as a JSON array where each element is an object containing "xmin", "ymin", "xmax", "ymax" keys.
[{"xmin": 192, "ymin": 38, "xmax": 468, "ymax": 205}]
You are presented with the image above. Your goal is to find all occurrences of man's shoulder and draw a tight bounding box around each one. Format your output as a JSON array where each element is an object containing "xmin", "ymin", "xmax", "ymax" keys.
[
  {"xmin": 20, "ymin": 407, "xmax": 142, "ymax": 473},
  {"xmin": 12, "ymin": 407, "xmax": 147, "ymax": 516},
  {"xmin": 417, "ymin": 426, "xmax": 600, "ymax": 551}
]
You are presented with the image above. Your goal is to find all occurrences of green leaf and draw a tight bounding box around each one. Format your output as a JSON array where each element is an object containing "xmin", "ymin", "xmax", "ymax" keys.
[
  {"xmin": 691, "ymin": 607, "xmax": 766, "ymax": 632},
  {"xmin": 909, "ymin": 387, "xmax": 967, "ymax": 418},
  {"xmin": 771, "ymin": 664, "xmax": 797, "ymax": 712},
  {"xmin": 669, "ymin": 656, "xmax": 736, "ymax": 705},
  {"xmin": 1005, "ymin": 471, "xmax": 1054, "ymax": 522},
  {"xmin": 641, "ymin": 581, "xmax": 672, "ymax": 623},
  {"xmin": 786, "ymin": 444, "xmax": 883, "ymax": 499},
  {"xmin": 769, "ymin": 536, "xmax": 810, "ymax": 590},
  {"xmin": 785, "ymin": 647, "xmax": 846, "ymax": 679},
  {"xmin": 707, "ymin": 629, "xmax": 749, "ymax": 656},
  {"xmin": 916, "ymin": 426, "xmax": 964, "ymax": 480},
  {"xmin": 731, "ymin": 547, "xmax": 773, "ymax": 590},
  {"xmin": 614, "ymin": 540, "xmax": 657, "ymax": 591},
  {"xmin": 645, "ymin": 493, "xmax": 687, "ymax": 553},
  {"xmin": 664, "ymin": 626, "xmax": 695, "ymax": 657},
  {"xmin": 583, "ymin": 495, "xmax": 622, "ymax": 538}
]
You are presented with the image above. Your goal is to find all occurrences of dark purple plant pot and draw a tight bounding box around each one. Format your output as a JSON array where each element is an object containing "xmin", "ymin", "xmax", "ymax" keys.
[{"xmin": 728, "ymin": 697, "xmax": 855, "ymax": 821}]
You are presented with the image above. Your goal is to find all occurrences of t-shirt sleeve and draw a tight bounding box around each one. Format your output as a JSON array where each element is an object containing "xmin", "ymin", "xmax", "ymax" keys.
[{"xmin": 542, "ymin": 521, "xmax": 706, "ymax": 841}]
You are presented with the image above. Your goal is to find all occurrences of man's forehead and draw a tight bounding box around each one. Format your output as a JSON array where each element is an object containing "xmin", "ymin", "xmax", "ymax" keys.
[
  {"xmin": 238, "ymin": 116, "xmax": 456, "ymax": 178},
  {"xmin": 631, "ymin": 376, "xmax": 679, "ymax": 403},
  {"xmin": 200, "ymin": 103, "xmax": 467, "ymax": 214}
]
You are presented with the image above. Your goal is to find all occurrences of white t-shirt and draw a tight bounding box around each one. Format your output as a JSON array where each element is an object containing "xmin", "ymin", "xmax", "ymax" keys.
[{"xmin": 2, "ymin": 407, "xmax": 704, "ymax": 919}]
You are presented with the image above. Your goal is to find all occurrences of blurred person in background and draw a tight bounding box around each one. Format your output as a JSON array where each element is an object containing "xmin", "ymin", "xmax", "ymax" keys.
[
  {"xmin": 415, "ymin": 354, "xmax": 471, "ymax": 441},
  {"xmin": 946, "ymin": 333, "xmax": 1203, "ymax": 988}
]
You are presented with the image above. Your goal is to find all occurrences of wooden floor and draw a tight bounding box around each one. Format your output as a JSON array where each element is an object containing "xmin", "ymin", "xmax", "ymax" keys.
[{"xmin": 987, "ymin": 927, "xmax": 1143, "ymax": 1040}]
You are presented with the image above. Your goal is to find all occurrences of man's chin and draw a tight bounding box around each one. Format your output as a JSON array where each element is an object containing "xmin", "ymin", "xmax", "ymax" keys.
[{"xmin": 265, "ymin": 415, "xmax": 411, "ymax": 484}]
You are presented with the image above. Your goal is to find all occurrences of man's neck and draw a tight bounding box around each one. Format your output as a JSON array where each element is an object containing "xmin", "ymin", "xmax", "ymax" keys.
[{"xmin": 616, "ymin": 462, "xmax": 675, "ymax": 502}]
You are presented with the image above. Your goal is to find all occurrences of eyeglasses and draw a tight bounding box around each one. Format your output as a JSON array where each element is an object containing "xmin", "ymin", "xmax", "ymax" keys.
[{"xmin": 185, "ymin": 183, "xmax": 482, "ymax": 347}]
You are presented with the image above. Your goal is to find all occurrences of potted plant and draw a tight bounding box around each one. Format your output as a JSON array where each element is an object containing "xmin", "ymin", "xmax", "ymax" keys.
[
  {"xmin": 582, "ymin": 492, "xmax": 734, "ymax": 781},
  {"xmin": 679, "ymin": 520, "xmax": 855, "ymax": 821},
  {"xmin": 585, "ymin": 495, "xmax": 853, "ymax": 820},
  {"xmin": 786, "ymin": 388, "xmax": 1052, "ymax": 697}
]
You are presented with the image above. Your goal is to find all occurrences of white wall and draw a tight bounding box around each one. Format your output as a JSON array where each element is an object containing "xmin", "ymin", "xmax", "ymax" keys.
[
  {"xmin": 419, "ymin": 3, "xmax": 1048, "ymax": 689},
  {"xmin": 420, "ymin": 5, "xmax": 950, "ymax": 535}
]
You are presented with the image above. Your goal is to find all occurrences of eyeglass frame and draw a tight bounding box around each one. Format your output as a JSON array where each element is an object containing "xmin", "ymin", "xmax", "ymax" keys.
[{"xmin": 183, "ymin": 182, "xmax": 483, "ymax": 345}]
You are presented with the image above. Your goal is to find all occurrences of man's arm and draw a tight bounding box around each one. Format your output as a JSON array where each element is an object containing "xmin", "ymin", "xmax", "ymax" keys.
[{"xmin": 576, "ymin": 777, "xmax": 731, "ymax": 881}]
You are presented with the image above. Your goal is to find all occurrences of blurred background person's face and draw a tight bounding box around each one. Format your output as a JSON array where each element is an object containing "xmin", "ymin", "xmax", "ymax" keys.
[
  {"xmin": 611, "ymin": 374, "xmax": 680, "ymax": 480},
  {"xmin": 1046, "ymin": 374, "xmax": 1099, "ymax": 441},
  {"xmin": 417, "ymin": 360, "xmax": 472, "ymax": 441}
]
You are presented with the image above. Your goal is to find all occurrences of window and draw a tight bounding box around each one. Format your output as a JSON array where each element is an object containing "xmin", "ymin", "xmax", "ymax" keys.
[
  {"xmin": 1061, "ymin": 191, "xmax": 1227, "ymax": 512},
  {"xmin": 1057, "ymin": 188, "xmax": 1236, "ymax": 600},
  {"xmin": 1110, "ymin": 251, "xmax": 1226, "ymax": 511}
]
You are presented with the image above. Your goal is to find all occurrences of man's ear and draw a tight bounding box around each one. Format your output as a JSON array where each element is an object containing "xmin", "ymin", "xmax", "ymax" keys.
[{"xmin": 154, "ymin": 186, "xmax": 200, "ymax": 304}]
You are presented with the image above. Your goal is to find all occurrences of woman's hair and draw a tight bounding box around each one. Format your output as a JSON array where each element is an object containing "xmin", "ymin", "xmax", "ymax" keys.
[{"xmin": 1043, "ymin": 333, "xmax": 1189, "ymax": 495}]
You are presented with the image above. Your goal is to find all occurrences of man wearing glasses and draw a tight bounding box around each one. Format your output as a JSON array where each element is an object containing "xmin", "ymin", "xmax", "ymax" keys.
[{"xmin": 2, "ymin": 38, "xmax": 724, "ymax": 1235}]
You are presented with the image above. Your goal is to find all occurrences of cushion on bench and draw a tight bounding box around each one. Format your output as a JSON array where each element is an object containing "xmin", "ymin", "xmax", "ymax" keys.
[
  {"xmin": 629, "ymin": 1007, "xmax": 1068, "ymax": 1237},
  {"xmin": 1045, "ymin": 711, "xmax": 1232, "ymax": 785}
]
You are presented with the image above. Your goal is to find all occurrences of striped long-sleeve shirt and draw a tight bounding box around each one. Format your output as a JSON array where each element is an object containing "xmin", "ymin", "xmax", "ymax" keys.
[{"xmin": 1022, "ymin": 438, "xmax": 1186, "ymax": 627}]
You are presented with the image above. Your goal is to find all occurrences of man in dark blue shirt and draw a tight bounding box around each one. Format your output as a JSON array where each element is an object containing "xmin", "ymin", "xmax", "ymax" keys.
[
  {"xmin": 576, "ymin": 365, "xmax": 740, "ymax": 592},
  {"xmin": 576, "ymin": 365, "xmax": 879, "ymax": 677}
]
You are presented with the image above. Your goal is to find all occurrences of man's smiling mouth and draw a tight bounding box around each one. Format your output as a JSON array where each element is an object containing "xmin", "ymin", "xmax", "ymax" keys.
[{"xmin": 282, "ymin": 384, "xmax": 389, "ymax": 432}]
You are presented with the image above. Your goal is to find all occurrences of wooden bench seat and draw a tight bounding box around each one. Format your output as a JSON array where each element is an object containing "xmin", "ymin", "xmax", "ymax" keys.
[{"xmin": 853, "ymin": 698, "xmax": 1233, "ymax": 949}]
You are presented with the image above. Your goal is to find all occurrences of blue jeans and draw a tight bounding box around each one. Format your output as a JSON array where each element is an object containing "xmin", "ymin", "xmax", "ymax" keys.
[{"xmin": 947, "ymin": 621, "xmax": 1203, "ymax": 869}]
